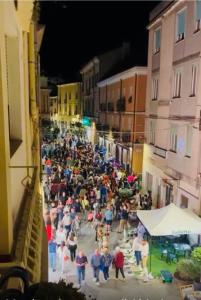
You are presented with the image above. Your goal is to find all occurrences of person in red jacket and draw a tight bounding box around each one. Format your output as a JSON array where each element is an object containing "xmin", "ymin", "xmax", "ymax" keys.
[{"xmin": 113, "ymin": 247, "xmax": 126, "ymax": 280}]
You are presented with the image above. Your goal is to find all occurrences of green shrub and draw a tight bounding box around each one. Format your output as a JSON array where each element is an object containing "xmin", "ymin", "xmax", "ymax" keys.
[
  {"xmin": 118, "ymin": 188, "xmax": 133, "ymax": 198},
  {"xmin": 192, "ymin": 247, "xmax": 201, "ymax": 263},
  {"xmin": 175, "ymin": 259, "xmax": 200, "ymax": 282}
]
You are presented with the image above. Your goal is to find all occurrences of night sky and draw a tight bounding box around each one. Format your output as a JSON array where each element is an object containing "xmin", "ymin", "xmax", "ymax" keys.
[{"xmin": 40, "ymin": 1, "xmax": 158, "ymax": 83}]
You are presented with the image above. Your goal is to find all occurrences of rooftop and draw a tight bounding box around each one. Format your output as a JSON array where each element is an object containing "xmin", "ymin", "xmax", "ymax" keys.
[{"xmin": 149, "ymin": 0, "xmax": 174, "ymax": 24}]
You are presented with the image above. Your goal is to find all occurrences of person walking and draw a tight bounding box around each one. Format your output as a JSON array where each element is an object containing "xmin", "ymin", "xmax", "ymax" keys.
[
  {"xmin": 55, "ymin": 224, "xmax": 66, "ymax": 247},
  {"xmin": 62, "ymin": 211, "xmax": 72, "ymax": 238},
  {"xmin": 113, "ymin": 247, "xmax": 125, "ymax": 280},
  {"xmin": 91, "ymin": 249, "xmax": 101, "ymax": 286},
  {"xmin": 132, "ymin": 233, "xmax": 142, "ymax": 270},
  {"xmin": 48, "ymin": 238, "xmax": 57, "ymax": 272},
  {"xmin": 57, "ymin": 241, "xmax": 69, "ymax": 274},
  {"xmin": 75, "ymin": 251, "xmax": 88, "ymax": 288},
  {"xmin": 100, "ymin": 248, "xmax": 113, "ymax": 281},
  {"xmin": 104, "ymin": 205, "xmax": 113, "ymax": 234},
  {"xmin": 140, "ymin": 237, "xmax": 149, "ymax": 282},
  {"xmin": 67, "ymin": 232, "xmax": 77, "ymax": 262}
]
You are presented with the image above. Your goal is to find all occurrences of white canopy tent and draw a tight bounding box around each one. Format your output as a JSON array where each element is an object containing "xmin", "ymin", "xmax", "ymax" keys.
[
  {"xmin": 137, "ymin": 203, "xmax": 201, "ymax": 274},
  {"xmin": 137, "ymin": 203, "xmax": 201, "ymax": 236}
]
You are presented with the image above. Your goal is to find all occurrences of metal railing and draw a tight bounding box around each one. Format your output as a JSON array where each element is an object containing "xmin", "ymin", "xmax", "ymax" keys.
[{"xmin": 0, "ymin": 167, "xmax": 44, "ymax": 284}]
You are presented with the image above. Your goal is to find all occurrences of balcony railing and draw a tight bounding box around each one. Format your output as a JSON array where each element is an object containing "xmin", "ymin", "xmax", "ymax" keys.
[
  {"xmin": 154, "ymin": 146, "xmax": 167, "ymax": 158},
  {"xmin": 116, "ymin": 97, "xmax": 126, "ymax": 112},
  {"xmin": 112, "ymin": 127, "xmax": 120, "ymax": 139},
  {"xmin": 100, "ymin": 103, "xmax": 107, "ymax": 112},
  {"xmin": 0, "ymin": 166, "xmax": 46, "ymax": 284},
  {"xmin": 107, "ymin": 102, "xmax": 114, "ymax": 112},
  {"xmin": 122, "ymin": 132, "xmax": 131, "ymax": 143}
]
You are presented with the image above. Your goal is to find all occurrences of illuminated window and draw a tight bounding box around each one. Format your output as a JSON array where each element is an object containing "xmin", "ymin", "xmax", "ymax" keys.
[
  {"xmin": 154, "ymin": 27, "xmax": 161, "ymax": 53},
  {"xmin": 173, "ymin": 70, "xmax": 182, "ymax": 98},
  {"xmin": 195, "ymin": 0, "xmax": 201, "ymax": 31},
  {"xmin": 176, "ymin": 9, "xmax": 186, "ymax": 42},
  {"xmin": 190, "ymin": 64, "xmax": 197, "ymax": 96}
]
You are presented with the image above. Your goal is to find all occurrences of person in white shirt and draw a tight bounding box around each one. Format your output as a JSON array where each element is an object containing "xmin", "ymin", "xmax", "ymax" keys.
[
  {"xmin": 132, "ymin": 233, "xmax": 142, "ymax": 269},
  {"xmin": 57, "ymin": 241, "xmax": 69, "ymax": 274},
  {"xmin": 140, "ymin": 238, "xmax": 149, "ymax": 282},
  {"xmin": 56, "ymin": 225, "xmax": 66, "ymax": 246}
]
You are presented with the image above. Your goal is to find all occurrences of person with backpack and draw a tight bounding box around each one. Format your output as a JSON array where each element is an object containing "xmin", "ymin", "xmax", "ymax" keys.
[{"xmin": 100, "ymin": 248, "xmax": 113, "ymax": 281}]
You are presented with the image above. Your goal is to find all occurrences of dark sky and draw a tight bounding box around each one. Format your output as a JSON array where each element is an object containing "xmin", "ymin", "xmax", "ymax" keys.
[{"xmin": 40, "ymin": 1, "xmax": 158, "ymax": 82}]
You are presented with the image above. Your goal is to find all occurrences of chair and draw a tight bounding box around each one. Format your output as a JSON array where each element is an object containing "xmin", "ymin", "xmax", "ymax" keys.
[
  {"xmin": 166, "ymin": 252, "xmax": 177, "ymax": 264},
  {"xmin": 179, "ymin": 284, "xmax": 194, "ymax": 299}
]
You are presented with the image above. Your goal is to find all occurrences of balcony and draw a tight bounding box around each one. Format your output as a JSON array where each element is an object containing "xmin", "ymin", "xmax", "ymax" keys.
[
  {"xmin": 154, "ymin": 145, "xmax": 167, "ymax": 158},
  {"xmin": 112, "ymin": 127, "xmax": 120, "ymax": 140},
  {"xmin": 122, "ymin": 132, "xmax": 131, "ymax": 143},
  {"xmin": 107, "ymin": 102, "xmax": 114, "ymax": 112},
  {"xmin": 0, "ymin": 167, "xmax": 47, "ymax": 284},
  {"xmin": 116, "ymin": 97, "xmax": 125, "ymax": 112},
  {"xmin": 100, "ymin": 103, "xmax": 107, "ymax": 112}
]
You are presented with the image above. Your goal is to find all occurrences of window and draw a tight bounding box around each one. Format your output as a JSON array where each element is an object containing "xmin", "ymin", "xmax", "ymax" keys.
[
  {"xmin": 69, "ymin": 105, "xmax": 71, "ymax": 116},
  {"xmin": 176, "ymin": 9, "xmax": 186, "ymax": 41},
  {"xmin": 173, "ymin": 70, "xmax": 182, "ymax": 98},
  {"xmin": 170, "ymin": 125, "xmax": 178, "ymax": 152},
  {"xmin": 129, "ymin": 86, "xmax": 133, "ymax": 95},
  {"xmin": 190, "ymin": 64, "xmax": 197, "ymax": 96},
  {"xmin": 149, "ymin": 120, "xmax": 155, "ymax": 145},
  {"xmin": 195, "ymin": 0, "xmax": 201, "ymax": 31},
  {"xmin": 117, "ymin": 88, "xmax": 120, "ymax": 98},
  {"xmin": 75, "ymin": 91, "xmax": 78, "ymax": 99},
  {"xmin": 185, "ymin": 125, "xmax": 192, "ymax": 157},
  {"xmin": 69, "ymin": 92, "xmax": 71, "ymax": 100},
  {"xmin": 152, "ymin": 77, "xmax": 159, "ymax": 100},
  {"xmin": 154, "ymin": 27, "xmax": 161, "ymax": 53}
]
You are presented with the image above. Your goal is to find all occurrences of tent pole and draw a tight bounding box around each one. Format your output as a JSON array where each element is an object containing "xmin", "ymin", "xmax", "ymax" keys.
[{"xmin": 149, "ymin": 236, "xmax": 152, "ymax": 274}]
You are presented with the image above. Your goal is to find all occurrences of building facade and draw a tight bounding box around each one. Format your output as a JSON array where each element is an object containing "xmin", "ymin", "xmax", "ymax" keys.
[
  {"xmin": 40, "ymin": 76, "xmax": 51, "ymax": 121},
  {"xmin": 0, "ymin": 0, "xmax": 47, "ymax": 283},
  {"xmin": 98, "ymin": 67, "xmax": 147, "ymax": 174},
  {"xmin": 80, "ymin": 44, "xmax": 130, "ymax": 121},
  {"xmin": 50, "ymin": 95, "xmax": 58, "ymax": 123},
  {"xmin": 57, "ymin": 82, "xmax": 82, "ymax": 133},
  {"xmin": 143, "ymin": 0, "xmax": 201, "ymax": 215}
]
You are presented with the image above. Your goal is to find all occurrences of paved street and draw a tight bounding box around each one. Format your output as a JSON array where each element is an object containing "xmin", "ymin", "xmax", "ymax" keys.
[{"xmin": 49, "ymin": 221, "xmax": 180, "ymax": 300}]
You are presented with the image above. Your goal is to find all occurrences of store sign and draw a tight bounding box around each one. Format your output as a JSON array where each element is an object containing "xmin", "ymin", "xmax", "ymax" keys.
[{"xmin": 81, "ymin": 117, "xmax": 91, "ymax": 126}]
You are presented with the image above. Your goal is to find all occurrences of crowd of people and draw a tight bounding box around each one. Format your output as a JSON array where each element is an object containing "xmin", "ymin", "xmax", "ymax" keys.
[{"xmin": 42, "ymin": 130, "xmax": 151, "ymax": 288}]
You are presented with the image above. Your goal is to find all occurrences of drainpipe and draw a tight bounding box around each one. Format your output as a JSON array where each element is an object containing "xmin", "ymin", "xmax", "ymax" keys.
[
  {"xmin": 28, "ymin": 21, "xmax": 37, "ymax": 121},
  {"xmin": 131, "ymin": 73, "xmax": 137, "ymax": 173}
]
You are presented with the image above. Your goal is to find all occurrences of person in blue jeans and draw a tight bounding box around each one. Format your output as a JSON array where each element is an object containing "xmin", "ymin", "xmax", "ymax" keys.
[
  {"xmin": 91, "ymin": 249, "xmax": 101, "ymax": 286},
  {"xmin": 48, "ymin": 238, "xmax": 57, "ymax": 272},
  {"xmin": 100, "ymin": 249, "xmax": 113, "ymax": 281},
  {"xmin": 132, "ymin": 233, "xmax": 142, "ymax": 270},
  {"xmin": 75, "ymin": 251, "xmax": 88, "ymax": 288}
]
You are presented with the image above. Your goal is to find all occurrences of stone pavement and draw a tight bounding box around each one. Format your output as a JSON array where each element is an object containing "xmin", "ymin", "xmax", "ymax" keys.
[{"xmin": 49, "ymin": 221, "xmax": 180, "ymax": 300}]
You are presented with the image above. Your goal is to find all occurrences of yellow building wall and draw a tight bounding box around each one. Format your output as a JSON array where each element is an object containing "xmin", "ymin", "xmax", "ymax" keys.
[
  {"xmin": 0, "ymin": 1, "xmax": 46, "ymax": 284},
  {"xmin": 57, "ymin": 82, "xmax": 81, "ymax": 124},
  {"xmin": 132, "ymin": 146, "xmax": 143, "ymax": 174}
]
